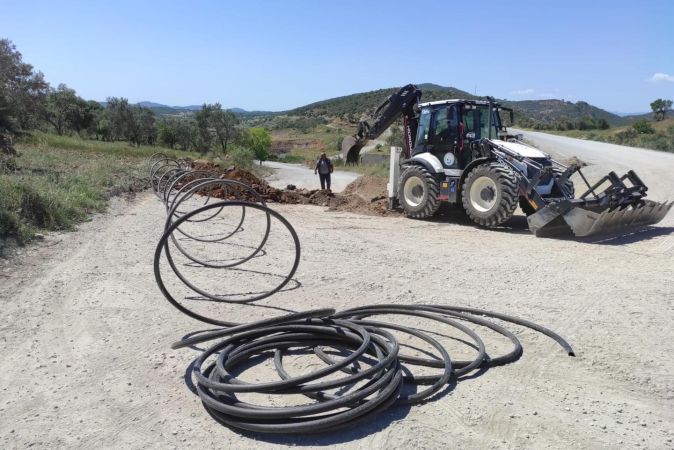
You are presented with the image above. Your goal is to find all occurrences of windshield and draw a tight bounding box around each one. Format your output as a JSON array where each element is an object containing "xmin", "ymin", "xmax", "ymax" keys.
[{"xmin": 477, "ymin": 106, "xmax": 500, "ymax": 139}]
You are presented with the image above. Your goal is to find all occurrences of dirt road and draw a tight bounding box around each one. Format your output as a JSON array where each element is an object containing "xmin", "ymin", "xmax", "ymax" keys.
[
  {"xmin": 263, "ymin": 161, "xmax": 359, "ymax": 192},
  {"xmin": 1, "ymin": 136, "xmax": 673, "ymax": 449},
  {"xmin": 514, "ymin": 129, "xmax": 674, "ymax": 203}
]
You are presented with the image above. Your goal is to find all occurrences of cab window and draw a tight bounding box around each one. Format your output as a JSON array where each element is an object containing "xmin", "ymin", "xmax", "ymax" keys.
[
  {"xmin": 430, "ymin": 106, "xmax": 460, "ymax": 146},
  {"xmin": 477, "ymin": 106, "xmax": 499, "ymax": 139},
  {"xmin": 463, "ymin": 108, "xmax": 475, "ymax": 135},
  {"xmin": 431, "ymin": 107, "xmax": 449, "ymax": 144},
  {"xmin": 415, "ymin": 108, "xmax": 432, "ymax": 147}
]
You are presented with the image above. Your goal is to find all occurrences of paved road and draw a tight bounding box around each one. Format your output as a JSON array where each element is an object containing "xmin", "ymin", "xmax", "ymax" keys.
[
  {"xmin": 262, "ymin": 160, "xmax": 360, "ymax": 192},
  {"xmin": 512, "ymin": 129, "xmax": 674, "ymax": 204}
]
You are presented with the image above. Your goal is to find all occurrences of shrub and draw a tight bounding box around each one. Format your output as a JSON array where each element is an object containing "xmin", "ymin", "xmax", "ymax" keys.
[
  {"xmin": 632, "ymin": 119, "xmax": 655, "ymax": 134},
  {"xmin": 611, "ymin": 128, "xmax": 638, "ymax": 145},
  {"xmin": 229, "ymin": 147, "xmax": 255, "ymax": 170}
]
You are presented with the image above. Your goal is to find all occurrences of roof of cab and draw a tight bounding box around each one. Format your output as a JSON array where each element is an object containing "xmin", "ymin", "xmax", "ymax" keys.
[{"xmin": 418, "ymin": 99, "xmax": 497, "ymax": 108}]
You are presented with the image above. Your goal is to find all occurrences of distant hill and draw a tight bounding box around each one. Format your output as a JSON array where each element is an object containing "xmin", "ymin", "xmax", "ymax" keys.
[
  {"xmin": 611, "ymin": 111, "xmax": 650, "ymax": 117},
  {"xmin": 288, "ymin": 83, "xmax": 476, "ymax": 118},
  {"xmin": 621, "ymin": 112, "xmax": 653, "ymax": 122},
  {"xmin": 99, "ymin": 101, "xmax": 272, "ymax": 117},
  {"xmin": 504, "ymin": 99, "xmax": 627, "ymax": 126},
  {"xmin": 101, "ymin": 84, "xmax": 628, "ymax": 126},
  {"xmin": 286, "ymin": 83, "xmax": 626, "ymax": 127}
]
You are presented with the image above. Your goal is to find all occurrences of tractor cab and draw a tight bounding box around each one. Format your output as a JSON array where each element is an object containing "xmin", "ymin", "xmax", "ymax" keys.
[{"xmin": 412, "ymin": 99, "xmax": 513, "ymax": 170}]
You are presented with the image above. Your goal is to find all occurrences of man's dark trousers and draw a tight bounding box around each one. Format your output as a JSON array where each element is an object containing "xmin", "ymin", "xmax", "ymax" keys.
[{"xmin": 319, "ymin": 173, "xmax": 331, "ymax": 190}]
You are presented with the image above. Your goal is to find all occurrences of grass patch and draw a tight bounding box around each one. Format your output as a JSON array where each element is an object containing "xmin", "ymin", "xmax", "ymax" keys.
[
  {"xmin": 0, "ymin": 132, "xmax": 193, "ymax": 250},
  {"xmin": 334, "ymin": 160, "xmax": 389, "ymax": 178}
]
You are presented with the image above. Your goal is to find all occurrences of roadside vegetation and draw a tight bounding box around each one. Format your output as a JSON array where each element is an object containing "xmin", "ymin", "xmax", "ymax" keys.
[
  {"xmin": 0, "ymin": 38, "xmax": 273, "ymax": 249},
  {"xmin": 535, "ymin": 117, "xmax": 674, "ymax": 152},
  {"xmin": 0, "ymin": 133, "xmax": 194, "ymax": 248},
  {"xmin": 520, "ymin": 98, "xmax": 673, "ymax": 152}
]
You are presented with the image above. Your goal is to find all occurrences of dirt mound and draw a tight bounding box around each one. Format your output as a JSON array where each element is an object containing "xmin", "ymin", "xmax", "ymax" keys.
[
  {"xmin": 180, "ymin": 159, "xmax": 394, "ymax": 216},
  {"xmin": 564, "ymin": 156, "xmax": 589, "ymax": 168},
  {"xmin": 326, "ymin": 176, "xmax": 391, "ymax": 216},
  {"xmin": 341, "ymin": 175, "xmax": 388, "ymax": 201}
]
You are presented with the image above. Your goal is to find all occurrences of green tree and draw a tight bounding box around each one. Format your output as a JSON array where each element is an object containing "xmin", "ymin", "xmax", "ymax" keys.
[
  {"xmin": 128, "ymin": 106, "xmax": 155, "ymax": 146},
  {"xmin": 194, "ymin": 104, "xmax": 214, "ymax": 152},
  {"xmin": 230, "ymin": 147, "xmax": 254, "ymax": 170},
  {"xmin": 195, "ymin": 103, "xmax": 239, "ymax": 154},
  {"xmin": 650, "ymin": 99, "xmax": 673, "ymax": 121},
  {"xmin": 0, "ymin": 39, "xmax": 49, "ymax": 159},
  {"xmin": 91, "ymin": 107, "xmax": 112, "ymax": 141},
  {"xmin": 72, "ymin": 100, "xmax": 101, "ymax": 135},
  {"xmin": 246, "ymin": 127, "xmax": 272, "ymax": 164},
  {"xmin": 157, "ymin": 117, "xmax": 179, "ymax": 149},
  {"xmin": 175, "ymin": 119, "xmax": 198, "ymax": 151},
  {"xmin": 632, "ymin": 119, "xmax": 655, "ymax": 134},
  {"xmin": 44, "ymin": 84, "xmax": 88, "ymax": 135},
  {"xmin": 105, "ymin": 97, "xmax": 134, "ymax": 141}
]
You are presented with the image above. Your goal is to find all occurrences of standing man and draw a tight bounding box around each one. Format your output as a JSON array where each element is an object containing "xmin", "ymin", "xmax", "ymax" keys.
[{"xmin": 314, "ymin": 152, "xmax": 333, "ymax": 190}]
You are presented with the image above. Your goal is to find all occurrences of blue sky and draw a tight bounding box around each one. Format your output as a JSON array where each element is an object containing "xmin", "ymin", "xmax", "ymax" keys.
[{"xmin": 2, "ymin": 0, "xmax": 673, "ymax": 112}]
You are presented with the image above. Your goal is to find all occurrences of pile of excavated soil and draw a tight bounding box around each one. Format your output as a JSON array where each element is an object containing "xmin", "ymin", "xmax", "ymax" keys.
[
  {"xmin": 183, "ymin": 160, "xmax": 394, "ymax": 216},
  {"xmin": 327, "ymin": 176, "xmax": 391, "ymax": 216}
]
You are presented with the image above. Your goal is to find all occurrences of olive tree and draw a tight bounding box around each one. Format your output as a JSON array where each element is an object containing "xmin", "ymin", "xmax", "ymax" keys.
[
  {"xmin": 650, "ymin": 99, "xmax": 673, "ymax": 121},
  {"xmin": 0, "ymin": 39, "xmax": 48, "ymax": 159}
]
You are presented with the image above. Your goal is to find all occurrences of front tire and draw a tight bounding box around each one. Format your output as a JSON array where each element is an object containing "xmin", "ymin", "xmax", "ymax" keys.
[
  {"xmin": 398, "ymin": 165, "xmax": 440, "ymax": 219},
  {"xmin": 462, "ymin": 162, "xmax": 518, "ymax": 227}
]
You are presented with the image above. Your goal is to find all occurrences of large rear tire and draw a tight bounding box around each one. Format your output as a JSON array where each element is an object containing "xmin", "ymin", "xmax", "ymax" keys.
[
  {"xmin": 462, "ymin": 162, "xmax": 518, "ymax": 227},
  {"xmin": 398, "ymin": 165, "xmax": 440, "ymax": 219}
]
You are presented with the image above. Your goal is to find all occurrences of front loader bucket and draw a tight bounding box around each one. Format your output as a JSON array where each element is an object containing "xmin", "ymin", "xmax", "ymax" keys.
[
  {"xmin": 341, "ymin": 136, "xmax": 365, "ymax": 164},
  {"xmin": 528, "ymin": 199, "xmax": 673, "ymax": 237}
]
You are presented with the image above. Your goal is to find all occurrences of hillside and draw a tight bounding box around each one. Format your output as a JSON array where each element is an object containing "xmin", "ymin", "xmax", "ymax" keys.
[
  {"xmin": 288, "ymin": 83, "xmax": 476, "ymax": 118},
  {"xmin": 282, "ymin": 83, "xmax": 625, "ymax": 128},
  {"xmin": 505, "ymin": 99, "xmax": 627, "ymax": 126},
  {"xmin": 121, "ymin": 83, "xmax": 626, "ymax": 128}
]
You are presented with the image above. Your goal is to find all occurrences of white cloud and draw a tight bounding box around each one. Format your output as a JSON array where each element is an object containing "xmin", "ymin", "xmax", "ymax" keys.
[
  {"xmin": 510, "ymin": 88, "xmax": 535, "ymax": 95},
  {"xmin": 648, "ymin": 72, "xmax": 674, "ymax": 83}
]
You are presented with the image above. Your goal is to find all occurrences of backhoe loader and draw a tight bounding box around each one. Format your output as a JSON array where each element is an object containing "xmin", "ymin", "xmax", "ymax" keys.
[{"xmin": 342, "ymin": 84, "xmax": 671, "ymax": 236}]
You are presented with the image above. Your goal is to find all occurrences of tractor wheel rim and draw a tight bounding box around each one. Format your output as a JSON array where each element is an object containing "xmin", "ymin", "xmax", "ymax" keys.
[
  {"xmin": 403, "ymin": 176, "xmax": 425, "ymax": 208},
  {"xmin": 470, "ymin": 176, "xmax": 497, "ymax": 212}
]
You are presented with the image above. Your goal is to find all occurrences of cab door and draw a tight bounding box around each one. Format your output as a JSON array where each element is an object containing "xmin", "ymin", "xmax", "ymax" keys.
[{"xmin": 428, "ymin": 105, "xmax": 461, "ymax": 169}]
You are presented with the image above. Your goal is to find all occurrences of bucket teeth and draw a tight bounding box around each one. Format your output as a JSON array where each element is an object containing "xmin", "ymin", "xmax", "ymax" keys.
[{"xmin": 528, "ymin": 200, "xmax": 672, "ymax": 237}]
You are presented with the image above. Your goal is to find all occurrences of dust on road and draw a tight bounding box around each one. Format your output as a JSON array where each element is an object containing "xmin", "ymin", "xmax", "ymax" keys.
[{"xmin": 1, "ymin": 133, "xmax": 673, "ymax": 449}]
